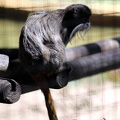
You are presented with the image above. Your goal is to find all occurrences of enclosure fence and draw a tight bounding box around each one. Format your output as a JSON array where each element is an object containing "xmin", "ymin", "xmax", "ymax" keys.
[{"xmin": 0, "ymin": 0, "xmax": 120, "ymax": 120}]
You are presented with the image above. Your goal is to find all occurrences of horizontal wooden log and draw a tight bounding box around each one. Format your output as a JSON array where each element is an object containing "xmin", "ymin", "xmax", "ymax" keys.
[
  {"xmin": 0, "ymin": 54, "xmax": 9, "ymax": 73},
  {"xmin": 1, "ymin": 7, "xmax": 120, "ymax": 26},
  {"xmin": 0, "ymin": 49, "xmax": 18, "ymax": 61},
  {"xmin": 66, "ymin": 37, "xmax": 120, "ymax": 61},
  {"xmin": 0, "ymin": 37, "xmax": 120, "ymax": 93},
  {"xmin": 68, "ymin": 48, "xmax": 120, "ymax": 80},
  {"xmin": 1, "ymin": 48, "xmax": 120, "ymax": 93},
  {"xmin": 0, "ymin": 37, "xmax": 120, "ymax": 62},
  {"xmin": 2, "ymin": 59, "xmax": 70, "ymax": 90},
  {"xmin": 0, "ymin": 78, "xmax": 21, "ymax": 103}
]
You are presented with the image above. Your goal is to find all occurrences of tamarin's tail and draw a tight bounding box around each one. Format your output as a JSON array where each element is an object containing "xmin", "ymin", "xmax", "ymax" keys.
[
  {"xmin": 41, "ymin": 88, "xmax": 58, "ymax": 120},
  {"xmin": 31, "ymin": 74, "xmax": 58, "ymax": 120}
]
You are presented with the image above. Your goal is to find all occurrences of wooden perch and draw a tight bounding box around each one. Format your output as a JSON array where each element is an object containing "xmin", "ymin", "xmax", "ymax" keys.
[
  {"xmin": 47, "ymin": 48, "xmax": 120, "ymax": 88},
  {"xmin": 68, "ymin": 48, "xmax": 120, "ymax": 80},
  {"xmin": 1, "ymin": 37, "xmax": 120, "ymax": 93},
  {"xmin": 66, "ymin": 37, "xmax": 120, "ymax": 61},
  {"xmin": 0, "ymin": 37, "xmax": 120, "ymax": 62},
  {"xmin": 0, "ymin": 54, "xmax": 9, "ymax": 73},
  {"xmin": 1, "ymin": 48, "xmax": 120, "ymax": 93},
  {"xmin": 0, "ymin": 49, "xmax": 18, "ymax": 61},
  {"xmin": 0, "ymin": 78, "xmax": 21, "ymax": 103}
]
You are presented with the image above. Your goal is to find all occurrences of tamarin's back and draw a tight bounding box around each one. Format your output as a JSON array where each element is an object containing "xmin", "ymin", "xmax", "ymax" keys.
[
  {"xmin": 19, "ymin": 10, "xmax": 66, "ymax": 76},
  {"xmin": 19, "ymin": 4, "xmax": 91, "ymax": 120}
]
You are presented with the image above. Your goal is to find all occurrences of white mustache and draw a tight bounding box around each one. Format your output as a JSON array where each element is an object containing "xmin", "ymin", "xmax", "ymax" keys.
[{"xmin": 69, "ymin": 22, "xmax": 91, "ymax": 41}]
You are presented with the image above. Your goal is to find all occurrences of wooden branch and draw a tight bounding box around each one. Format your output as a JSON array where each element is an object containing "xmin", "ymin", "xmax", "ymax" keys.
[
  {"xmin": 47, "ymin": 48, "xmax": 120, "ymax": 88},
  {"xmin": 66, "ymin": 37, "xmax": 120, "ymax": 61},
  {"xmin": 68, "ymin": 48, "xmax": 120, "ymax": 80},
  {"xmin": 1, "ymin": 37, "xmax": 120, "ymax": 93},
  {"xmin": 0, "ymin": 49, "xmax": 18, "ymax": 61},
  {"xmin": 0, "ymin": 78, "xmax": 21, "ymax": 103},
  {"xmin": 0, "ymin": 54, "xmax": 9, "ymax": 73},
  {"xmin": 1, "ymin": 48, "xmax": 120, "ymax": 93},
  {"xmin": 0, "ymin": 37, "xmax": 120, "ymax": 62},
  {"xmin": 1, "ymin": 7, "xmax": 120, "ymax": 26}
]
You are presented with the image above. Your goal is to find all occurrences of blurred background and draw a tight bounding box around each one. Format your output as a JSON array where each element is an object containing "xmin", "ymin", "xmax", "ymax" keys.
[{"xmin": 0, "ymin": 0, "xmax": 120, "ymax": 120}]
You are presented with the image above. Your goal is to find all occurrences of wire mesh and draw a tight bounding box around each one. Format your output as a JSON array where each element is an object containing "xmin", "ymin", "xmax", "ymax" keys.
[{"xmin": 0, "ymin": 0, "xmax": 120, "ymax": 120}]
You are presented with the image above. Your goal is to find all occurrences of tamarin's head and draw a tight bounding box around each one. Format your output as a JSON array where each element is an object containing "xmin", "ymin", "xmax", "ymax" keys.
[
  {"xmin": 62, "ymin": 4, "xmax": 92, "ymax": 41},
  {"xmin": 62, "ymin": 4, "xmax": 91, "ymax": 27}
]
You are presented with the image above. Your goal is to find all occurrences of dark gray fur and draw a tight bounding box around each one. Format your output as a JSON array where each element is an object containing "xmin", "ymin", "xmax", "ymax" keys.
[{"xmin": 19, "ymin": 4, "xmax": 91, "ymax": 77}]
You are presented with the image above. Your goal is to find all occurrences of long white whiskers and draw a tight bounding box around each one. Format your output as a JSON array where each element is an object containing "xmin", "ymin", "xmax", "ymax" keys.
[
  {"xmin": 79, "ymin": 23, "xmax": 91, "ymax": 40},
  {"xmin": 69, "ymin": 22, "xmax": 91, "ymax": 42},
  {"xmin": 69, "ymin": 23, "xmax": 84, "ymax": 41},
  {"xmin": 82, "ymin": 23, "xmax": 91, "ymax": 38}
]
